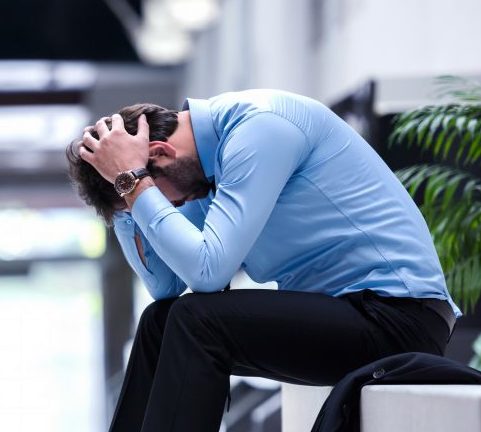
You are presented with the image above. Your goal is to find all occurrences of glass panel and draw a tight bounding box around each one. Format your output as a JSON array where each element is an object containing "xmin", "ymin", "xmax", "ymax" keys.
[
  {"xmin": 0, "ymin": 260, "xmax": 104, "ymax": 432},
  {"xmin": 0, "ymin": 105, "xmax": 89, "ymax": 151},
  {"xmin": 0, "ymin": 208, "xmax": 105, "ymax": 261}
]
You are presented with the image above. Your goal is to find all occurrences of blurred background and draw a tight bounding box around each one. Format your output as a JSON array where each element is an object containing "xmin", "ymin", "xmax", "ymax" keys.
[{"xmin": 1, "ymin": 0, "xmax": 481, "ymax": 431}]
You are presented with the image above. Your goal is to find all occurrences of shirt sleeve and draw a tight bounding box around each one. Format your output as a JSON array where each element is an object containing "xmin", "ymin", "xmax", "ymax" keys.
[
  {"xmin": 132, "ymin": 112, "xmax": 307, "ymax": 292},
  {"xmin": 112, "ymin": 198, "xmax": 208, "ymax": 299}
]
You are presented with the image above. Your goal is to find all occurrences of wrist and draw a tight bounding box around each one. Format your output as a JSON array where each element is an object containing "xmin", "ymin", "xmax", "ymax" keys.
[
  {"xmin": 123, "ymin": 176, "xmax": 155, "ymax": 209},
  {"xmin": 114, "ymin": 167, "xmax": 150, "ymax": 196}
]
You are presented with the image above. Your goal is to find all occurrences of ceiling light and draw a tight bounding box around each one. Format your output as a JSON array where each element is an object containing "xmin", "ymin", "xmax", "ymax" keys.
[
  {"xmin": 134, "ymin": 0, "xmax": 192, "ymax": 65},
  {"xmin": 165, "ymin": 0, "xmax": 220, "ymax": 32},
  {"xmin": 135, "ymin": 24, "xmax": 192, "ymax": 65}
]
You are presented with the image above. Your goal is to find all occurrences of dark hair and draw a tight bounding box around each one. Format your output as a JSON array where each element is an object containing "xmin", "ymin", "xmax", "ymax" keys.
[{"xmin": 66, "ymin": 103, "xmax": 178, "ymax": 225}]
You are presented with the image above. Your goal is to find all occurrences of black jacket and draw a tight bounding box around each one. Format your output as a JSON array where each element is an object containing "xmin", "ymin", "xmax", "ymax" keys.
[{"xmin": 311, "ymin": 352, "xmax": 481, "ymax": 432}]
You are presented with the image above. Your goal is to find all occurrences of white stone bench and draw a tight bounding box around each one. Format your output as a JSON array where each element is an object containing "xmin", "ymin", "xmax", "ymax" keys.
[{"xmin": 282, "ymin": 383, "xmax": 481, "ymax": 431}]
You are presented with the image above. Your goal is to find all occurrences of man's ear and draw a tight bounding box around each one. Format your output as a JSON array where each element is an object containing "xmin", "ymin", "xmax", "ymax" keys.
[{"xmin": 149, "ymin": 141, "xmax": 177, "ymax": 159}]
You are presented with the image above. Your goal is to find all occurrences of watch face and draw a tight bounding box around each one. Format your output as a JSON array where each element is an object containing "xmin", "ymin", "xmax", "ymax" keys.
[{"xmin": 114, "ymin": 172, "xmax": 136, "ymax": 195}]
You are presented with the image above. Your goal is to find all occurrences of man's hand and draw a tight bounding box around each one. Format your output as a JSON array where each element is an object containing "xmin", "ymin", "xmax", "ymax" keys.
[{"xmin": 79, "ymin": 113, "xmax": 150, "ymax": 183}]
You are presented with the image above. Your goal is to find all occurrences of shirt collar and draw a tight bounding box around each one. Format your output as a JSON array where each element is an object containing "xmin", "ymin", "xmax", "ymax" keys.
[{"xmin": 182, "ymin": 98, "xmax": 219, "ymax": 182}]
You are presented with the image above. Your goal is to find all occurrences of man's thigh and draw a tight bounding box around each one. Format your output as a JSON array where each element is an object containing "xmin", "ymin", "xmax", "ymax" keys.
[{"xmin": 177, "ymin": 289, "xmax": 387, "ymax": 386}]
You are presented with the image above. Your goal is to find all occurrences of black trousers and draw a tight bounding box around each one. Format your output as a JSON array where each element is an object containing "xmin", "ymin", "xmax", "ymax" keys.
[{"xmin": 108, "ymin": 289, "xmax": 451, "ymax": 432}]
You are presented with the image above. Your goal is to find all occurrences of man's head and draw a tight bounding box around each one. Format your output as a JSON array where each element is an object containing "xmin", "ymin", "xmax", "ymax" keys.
[{"xmin": 66, "ymin": 103, "xmax": 211, "ymax": 225}]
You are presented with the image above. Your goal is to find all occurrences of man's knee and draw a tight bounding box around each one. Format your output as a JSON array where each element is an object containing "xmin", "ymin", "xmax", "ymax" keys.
[
  {"xmin": 139, "ymin": 297, "xmax": 177, "ymax": 331},
  {"xmin": 167, "ymin": 292, "xmax": 201, "ymax": 319},
  {"xmin": 167, "ymin": 292, "xmax": 219, "ymax": 329},
  {"xmin": 167, "ymin": 293, "xmax": 231, "ymax": 366}
]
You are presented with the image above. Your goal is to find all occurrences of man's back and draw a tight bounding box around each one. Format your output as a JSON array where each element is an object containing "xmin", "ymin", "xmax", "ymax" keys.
[{"xmin": 181, "ymin": 89, "xmax": 460, "ymax": 316}]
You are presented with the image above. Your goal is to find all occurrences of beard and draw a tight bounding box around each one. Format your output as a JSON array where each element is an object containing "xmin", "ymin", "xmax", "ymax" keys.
[{"xmin": 147, "ymin": 156, "xmax": 213, "ymax": 200}]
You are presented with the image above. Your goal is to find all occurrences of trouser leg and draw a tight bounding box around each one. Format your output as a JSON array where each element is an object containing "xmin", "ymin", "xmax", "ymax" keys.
[
  {"xmin": 139, "ymin": 289, "xmax": 413, "ymax": 432},
  {"xmin": 108, "ymin": 297, "xmax": 177, "ymax": 432}
]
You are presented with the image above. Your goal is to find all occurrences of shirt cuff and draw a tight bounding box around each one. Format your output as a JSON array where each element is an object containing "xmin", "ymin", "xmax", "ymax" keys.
[
  {"xmin": 112, "ymin": 210, "xmax": 135, "ymax": 233},
  {"xmin": 131, "ymin": 186, "xmax": 178, "ymax": 234}
]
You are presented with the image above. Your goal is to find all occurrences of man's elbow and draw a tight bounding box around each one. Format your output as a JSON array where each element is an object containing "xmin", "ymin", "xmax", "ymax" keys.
[
  {"xmin": 148, "ymin": 288, "xmax": 177, "ymax": 302},
  {"xmin": 187, "ymin": 275, "xmax": 230, "ymax": 294},
  {"xmin": 147, "ymin": 279, "xmax": 187, "ymax": 301}
]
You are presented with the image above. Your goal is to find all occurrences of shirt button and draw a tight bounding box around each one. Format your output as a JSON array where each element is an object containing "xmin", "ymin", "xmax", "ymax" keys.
[
  {"xmin": 126, "ymin": 219, "xmax": 133, "ymax": 225},
  {"xmin": 373, "ymin": 368, "xmax": 386, "ymax": 379}
]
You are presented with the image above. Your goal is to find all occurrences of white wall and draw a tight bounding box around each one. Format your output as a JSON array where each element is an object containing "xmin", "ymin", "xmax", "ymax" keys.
[
  {"xmin": 184, "ymin": 0, "xmax": 481, "ymax": 106},
  {"xmin": 182, "ymin": 0, "xmax": 250, "ymax": 98},
  {"xmin": 183, "ymin": 0, "xmax": 316, "ymax": 98},
  {"xmin": 315, "ymin": 0, "xmax": 481, "ymax": 104},
  {"xmin": 248, "ymin": 0, "xmax": 313, "ymax": 95}
]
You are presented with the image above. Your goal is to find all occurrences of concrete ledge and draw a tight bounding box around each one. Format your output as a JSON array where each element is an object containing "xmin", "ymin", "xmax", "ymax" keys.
[
  {"xmin": 282, "ymin": 384, "xmax": 481, "ymax": 432},
  {"xmin": 282, "ymin": 384, "xmax": 333, "ymax": 432},
  {"xmin": 361, "ymin": 385, "xmax": 481, "ymax": 432}
]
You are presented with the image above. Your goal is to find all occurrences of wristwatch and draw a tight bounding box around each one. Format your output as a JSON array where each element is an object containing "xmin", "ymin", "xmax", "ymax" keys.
[{"xmin": 114, "ymin": 167, "xmax": 151, "ymax": 197}]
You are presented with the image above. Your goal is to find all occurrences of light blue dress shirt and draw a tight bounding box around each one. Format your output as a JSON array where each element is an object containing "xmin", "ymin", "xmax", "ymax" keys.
[{"xmin": 113, "ymin": 89, "xmax": 461, "ymax": 318}]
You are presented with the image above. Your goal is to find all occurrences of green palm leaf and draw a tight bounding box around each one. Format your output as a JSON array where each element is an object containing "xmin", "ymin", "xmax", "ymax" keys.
[
  {"xmin": 395, "ymin": 164, "xmax": 481, "ymax": 312},
  {"xmin": 446, "ymin": 255, "xmax": 481, "ymax": 313},
  {"xmin": 390, "ymin": 105, "xmax": 481, "ymax": 166}
]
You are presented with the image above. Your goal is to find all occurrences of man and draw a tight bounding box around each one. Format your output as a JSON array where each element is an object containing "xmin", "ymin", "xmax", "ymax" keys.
[{"xmin": 67, "ymin": 89, "xmax": 461, "ymax": 432}]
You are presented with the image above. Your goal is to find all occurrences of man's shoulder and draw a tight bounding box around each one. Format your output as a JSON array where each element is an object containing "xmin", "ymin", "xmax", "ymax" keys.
[
  {"xmin": 208, "ymin": 88, "xmax": 304, "ymax": 107},
  {"xmin": 208, "ymin": 89, "xmax": 317, "ymax": 128}
]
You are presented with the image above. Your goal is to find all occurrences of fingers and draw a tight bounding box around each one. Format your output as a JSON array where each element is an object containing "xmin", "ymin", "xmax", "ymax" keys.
[
  {"xmin": 111, "ymin": 113, "xmax": 125, "ymax": 131},
  {"xmin": 84, "ymin": 116, "xmax": 110, "ymax": 135},
  {"xmin": 136, "ymin": 114, "xmax": 150, "ymax": 139},
  {"xmin": 95, "ymin": 117, "xmax": 110, "ymax": 137},
  {"xmin": 82, "ymin": 130, "xmax": 99, "ymax": 152},
  {"xmin": 84, "ymin": 113, "xmax": 147, "ymax": 139},
  {"xmin": 78, "ymin": 144, "xmax": 94, "ymax": 164}
]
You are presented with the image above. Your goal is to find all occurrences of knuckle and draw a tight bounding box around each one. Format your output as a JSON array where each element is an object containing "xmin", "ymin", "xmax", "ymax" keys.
[{"xmin": 100, "ymin": 135, "xmax": 114, "ymax": 145}]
